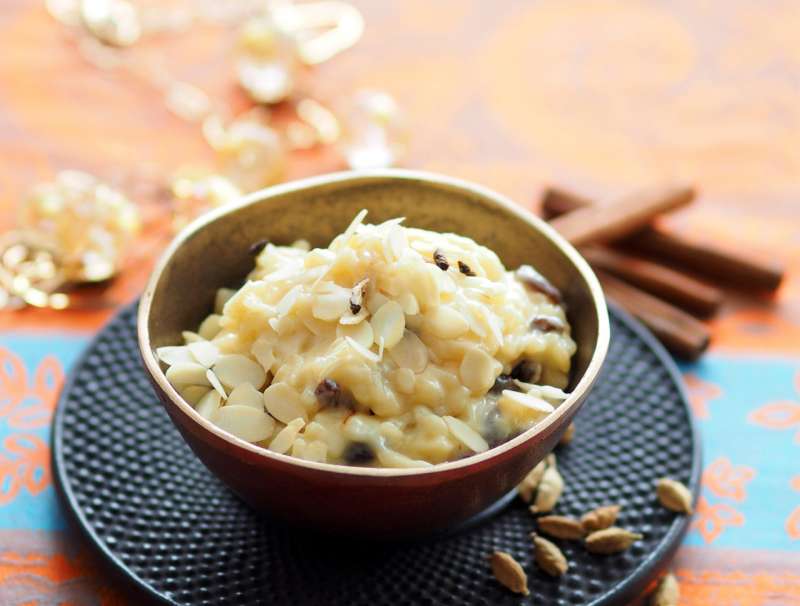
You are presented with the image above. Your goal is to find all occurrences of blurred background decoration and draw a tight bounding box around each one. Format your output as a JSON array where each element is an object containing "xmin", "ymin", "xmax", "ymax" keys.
[{"xmin": 2, "ymin": 0, "xmax": 410, "ymax": 310}]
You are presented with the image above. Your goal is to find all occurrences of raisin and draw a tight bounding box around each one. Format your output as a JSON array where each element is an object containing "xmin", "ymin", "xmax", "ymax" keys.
[
  {"xmin": 511, "ymin": 360, "xmax": 542, "ymax": 383},
  {"xmin": 491, "ymin": 374, "xmax": 520, "ymax": 394},
  {"xmin": 344, "ymin": 441, "xmax": 375, "ymax": 465},
  {"xmin": 516, "ymin": 264, "xmax": 561, "ymax": 304},
  {"xmin": 433, "ymin": 248, "xmax": 449, "ymax": 271},
  {"xmin": 531, "ymin": 315, "xmax": 565, "ymax": 333},
  {"xmin": 458, "ymin": 260, "xmax": 475, "ymax": 276},
  {"xmin": 314, "ymin": 378, "xmax": 342, "ymax": 407},
  {"xmin": 248, "ymin": 238, "xmax": 269, "ymax": 255}
]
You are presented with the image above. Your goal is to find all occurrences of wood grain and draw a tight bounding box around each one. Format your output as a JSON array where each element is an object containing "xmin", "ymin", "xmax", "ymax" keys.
[
  {"xmin": 581, "ymin": 246, "xmax": 723, "ymax": 317},
  {"xmin": 547, "ymin": 185, "xmax": 695, "ymax": 247},
  {"xmin": 542, "ymin": 187, "xmax": 784, "ymax": 292}
]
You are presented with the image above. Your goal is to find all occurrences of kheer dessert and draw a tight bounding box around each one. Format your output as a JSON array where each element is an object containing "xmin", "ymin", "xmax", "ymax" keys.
[{"xmin": 157, "ymin": 211, "xmax": 576, "ymax": 468}]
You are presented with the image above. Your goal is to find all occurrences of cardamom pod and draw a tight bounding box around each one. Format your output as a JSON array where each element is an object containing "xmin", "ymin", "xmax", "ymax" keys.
[
  {"xmin": 581, "ymin": 504, "xmax": 621, "ymax": 533},
  {"xmin": 532, "ymin": 534, "xmax": 568, "ymax": 577},
  {"xmin": 559, "ymin": 422, "xmax": 575, "ymax": 445},
  {"xmin": 537, "ymin": 515, "xmax": 585, "ymax": 540},
  {"xmin": 656, "ymin": 478, "xmax": 693, "ymax": 514},
  {"xmin": 489, "ymin": 551, "xmax": 529, "ymax": 595},
  {"xmin": 650, "ymin": 573, "xmax": 680, "ymax": 606},
  {"xmin": 585, "ymin": 526, "xmax": 643, "ymax": 554},
  {"xmin": 530, "ymin": 464, "xmax": 563, "ymax": 514},
  {"xmin": 517, "ymin": 459, "xmax": 547, "ymax": 503}
]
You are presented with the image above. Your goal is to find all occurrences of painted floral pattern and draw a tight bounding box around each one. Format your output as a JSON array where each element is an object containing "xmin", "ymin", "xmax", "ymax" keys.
[
  {"xmin": 748, "ymin": 371, "xmax": 800, "ymax": 445},
  {"xmin": 702, "ymin": 458, "xmax": 756, "ymax": 503},
  {"xmin": 0, "ymin": 348, "xmax": 62, "ymax": 506},
  {"xmin": 691, "ymin": 497, "xmax": 746, "ymax": 544},
  {"xmin": 684, "ymin": 373, "xmax": 723, "ymax": 420}
]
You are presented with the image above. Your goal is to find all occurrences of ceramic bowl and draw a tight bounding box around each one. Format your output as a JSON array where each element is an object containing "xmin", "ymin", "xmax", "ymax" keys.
[{"xmin": 138, "ymin": 169, "xmax": 609, "ymax": 539}]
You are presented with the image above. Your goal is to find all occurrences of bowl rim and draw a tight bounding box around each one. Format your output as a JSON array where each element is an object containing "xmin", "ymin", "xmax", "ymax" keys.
[{"xmin": 138, "ymin": 168, "xmax": 610, "ymax": 477}]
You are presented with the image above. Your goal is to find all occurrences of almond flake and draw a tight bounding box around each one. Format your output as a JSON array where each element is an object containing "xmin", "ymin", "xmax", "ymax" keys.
[{"xmin": 444, "ymin": 416, "xmax": 489, "ymax": 453}]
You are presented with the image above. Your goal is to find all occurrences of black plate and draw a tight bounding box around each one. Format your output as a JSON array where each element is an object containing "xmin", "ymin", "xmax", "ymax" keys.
[{"xmin": 52, "ymin": 303, "xmax": 700, "ymax": 606}]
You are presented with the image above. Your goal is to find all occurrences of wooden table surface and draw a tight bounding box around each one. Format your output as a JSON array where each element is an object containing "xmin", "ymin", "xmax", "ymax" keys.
[{"xmin": 0, "ymin": 1, "xmax": 798, "ymax": 604}]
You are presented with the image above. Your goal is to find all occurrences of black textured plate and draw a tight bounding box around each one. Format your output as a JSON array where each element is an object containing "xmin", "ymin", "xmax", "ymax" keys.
[{"xmin": 52, "ymin": 303, "xmax": 700, "ymax": 606}]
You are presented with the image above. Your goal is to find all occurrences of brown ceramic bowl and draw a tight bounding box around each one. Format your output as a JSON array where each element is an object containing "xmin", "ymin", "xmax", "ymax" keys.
[{"xmin": 138, "ymin": 169, "xmax": 609, "ymax": 539}]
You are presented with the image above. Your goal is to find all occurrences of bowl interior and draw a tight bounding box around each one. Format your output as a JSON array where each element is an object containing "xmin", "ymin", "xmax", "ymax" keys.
[{"xmin": 145, "ymin": 171, "xmax": 604, "ymax": 397}]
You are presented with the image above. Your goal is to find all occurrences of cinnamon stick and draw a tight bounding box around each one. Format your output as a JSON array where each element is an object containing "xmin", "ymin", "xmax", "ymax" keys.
[
  {"xmin": 542, "ymin": 187, "xmax": 784, "ymax": 292},
  {"xmin": 547, "ymin": 185, "xmax": 694, "ymax": 247},
  {"xmin": 596, "ymin": 270, "xmax": 710, "ymax": 360},
  {"xmin": 581, "ymin": 246, "xmax": 723, "ymax": 318}
]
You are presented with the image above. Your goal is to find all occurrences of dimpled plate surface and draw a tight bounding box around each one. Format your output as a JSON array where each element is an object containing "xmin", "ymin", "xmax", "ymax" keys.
[{"xmin": 52, "ymin": 303, "xmax": 700, "ymax": 606}]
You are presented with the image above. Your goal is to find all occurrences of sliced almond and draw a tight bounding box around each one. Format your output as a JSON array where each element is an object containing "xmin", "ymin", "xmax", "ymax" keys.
[
  {"xmin": 206, "ymin": 368, "xmax": 227, "ymax": 398},
  {"xmin": 342, "ymin": 208, "xmax": 367, "ymax": 240},
  {"xmin": 156, "ymin": 345, "xmax": 194, "ymax": 367},
  {"xmin": 213, "ymin": 354, "xmax": 267, "ymax": 390},
  {"xmin": 166, "ymin": 362, "xmax": 210, "ymax": 388},
  {"xmin": 182, "ymin": 330, "xmax": 204, "ymax": 344},
  {"xmin": 269, "ymin": 418, "xmax": 305, "ymax": 454},
  {"xmin": 277, "ymin": 284, "xmax": 304, "ymax": 316},
  {"xmin": 443, "ymin": 416, "xmax": 489, "ymax": 453},
  {"xmin": 213, "ymin": 405, "xmax": 275, "ymax": 442},
  {"xmin": 226, "ymin": 383, "xmax": 264, "ymax": 409},
  {"xmin": 179, "ymin": 385, "xmax": 210, "ymax": 406},
  {"xmin": 312, "ymin": 287, "xmax": 350, "ymax": 321},
  {"xmin": 425, "ymin": 305, "xmax": 469, "ymax": 339},
  {"xmin": 188, "ymin": 340, "xmax": 220, "ymax": 368},
  {"xmin": 337, "ymin": 320, "xmax": 374, "ymax": 350},
  {"xmin": 196, "ymin": 390, "xmax": 221, "ymax": 420},
  {"xmin": 499, "ymin": 390, "xmax": 554, "ymax": 423},
  {"xmin": 459, "ymin": 348, "xmax": 500, "ymax": 394},
  {"xmin": 250, "ymin": 336, "xmax": 275, "ymax": 372},
  {"xmin": 344, "ymin": 336, "xmax": 380, "ymax": 363},
  {"xmin": 263, "ymin": 382, "xmax": 307, "ymax": 423},
  {"xmin": 397, "ymin": 292, "xmax": 419, "ymax": 315},
  {"xmin": 198, "ymin": 314, "xmax": 222, "ymax": 340},
  {"xmin": 371, "ymin": 300, "xmax": 405, "ymax": 349},
  {"xmin": 387, "ymin": 330, "xmax": 428, "ymax": 373}
]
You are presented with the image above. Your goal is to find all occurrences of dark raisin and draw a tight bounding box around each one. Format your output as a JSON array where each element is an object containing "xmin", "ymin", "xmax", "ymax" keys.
[
  {"xmin": 433, "ymin": 249, "xmax": 449, "ymax": 271},
  {"xmin": 343, "ymin": 441, "xmax": 375, "ymax": 465},
  {"xmin": 314, "ymin": 379, "xmax": 342, "ymax": 407},
  {"xmin": 491, "ymin": 374, "xmax": 520, "ymax": 394},
  {"xmin": 531, "ymin": 315, "xmax": 565, "ymax": 333},
  {"xmin": 516, "ymin": 264, "xmax": 561, "ymax": 304},
  {"xmin": 510, "ymin": 359, "xmax": 542, "ymax": 383},
  {"xmin": 457, "ymin": 260, "xmax": 475, "ymax": 276},
  {"xmin": 248, "ymin": 238, "xmax": 270, "ymax": 255}
]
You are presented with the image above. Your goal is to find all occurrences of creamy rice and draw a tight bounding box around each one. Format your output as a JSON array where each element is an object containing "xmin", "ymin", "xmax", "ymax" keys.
[{"xmin": 158, "ymin": 211, "xmax": 576, "ymax": 468}]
